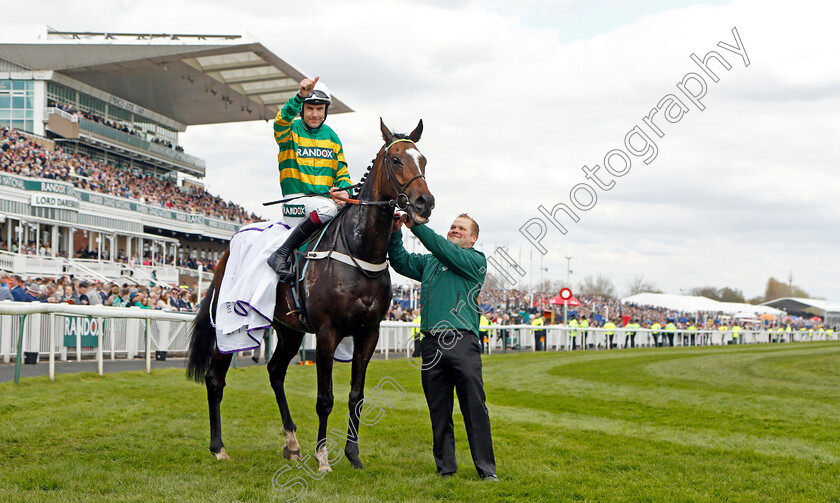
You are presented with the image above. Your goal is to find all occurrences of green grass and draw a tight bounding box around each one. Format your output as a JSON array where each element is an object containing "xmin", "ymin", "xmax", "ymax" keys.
[{"xmin": 2, "ymin": 343, "xmax": 840, "ymax": 502}]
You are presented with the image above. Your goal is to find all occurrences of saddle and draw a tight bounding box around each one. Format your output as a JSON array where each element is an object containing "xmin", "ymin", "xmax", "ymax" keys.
[{"xmin": 282, "ymin": 208, "xmax": 389, "ymax": 331}]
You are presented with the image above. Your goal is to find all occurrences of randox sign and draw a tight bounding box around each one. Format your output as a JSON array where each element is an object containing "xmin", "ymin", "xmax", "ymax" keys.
[{"xmin": 63, "ymin": 316, "xmax": 101, "ymax": 347}]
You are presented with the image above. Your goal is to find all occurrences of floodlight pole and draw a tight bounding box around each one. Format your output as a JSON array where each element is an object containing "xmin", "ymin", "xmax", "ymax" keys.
[{"xmin": 565, "ymin": 256, "xmax": 572, "ymax": 287}]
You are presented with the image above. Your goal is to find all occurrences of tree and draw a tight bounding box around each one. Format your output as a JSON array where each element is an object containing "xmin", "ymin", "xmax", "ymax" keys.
[
  {"xmin": 578, "ymin": 274, "xmax": 617, "ymax": 298},
  {"xmin": 718, "ymin": 287, "xmax": 745, "ymax": 303},
  {"xmin": 764, "ymin": 277, "xmax": 810, "ymax": 302},
  {"xmin": 625, "ymin": 275, "xmax": 662, "ymax": 296},
  {"xmin": 688, "ymin": 286, "xmax": 721, "ymax": 301}
]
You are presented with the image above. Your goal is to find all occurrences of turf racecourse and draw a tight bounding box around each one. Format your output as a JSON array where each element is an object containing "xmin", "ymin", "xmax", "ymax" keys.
[{"xmin": 2, "ymin": 343, "xmax": 840, "ymax": 502}]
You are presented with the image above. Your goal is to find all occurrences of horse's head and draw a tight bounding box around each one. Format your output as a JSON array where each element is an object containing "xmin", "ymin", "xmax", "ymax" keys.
[{"xmin": 374, "ymin": 118, "xmax": 435, "ymax": 224}]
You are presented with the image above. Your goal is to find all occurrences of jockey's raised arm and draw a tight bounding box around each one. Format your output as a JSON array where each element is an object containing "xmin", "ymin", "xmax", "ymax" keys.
[{"xmin": 268, "ymin": 76, "xmax": 354, "ymax": 280}]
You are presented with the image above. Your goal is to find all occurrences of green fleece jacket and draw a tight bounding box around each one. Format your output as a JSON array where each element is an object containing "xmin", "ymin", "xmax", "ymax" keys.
[{"xmin": 388, "ymin": 224, "xmax": 486, "ymax": 336}]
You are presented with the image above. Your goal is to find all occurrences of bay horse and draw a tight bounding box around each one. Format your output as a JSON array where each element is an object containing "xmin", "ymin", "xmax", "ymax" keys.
[{"xmin": 187, "ymin": 119, "xmax": 434, "ymax": 472}]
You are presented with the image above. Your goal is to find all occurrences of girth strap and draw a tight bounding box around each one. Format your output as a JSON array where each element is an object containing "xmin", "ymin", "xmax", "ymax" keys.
[{"xmin": 304, "ymin": 250, "xmax": 389, "ymax": 273}]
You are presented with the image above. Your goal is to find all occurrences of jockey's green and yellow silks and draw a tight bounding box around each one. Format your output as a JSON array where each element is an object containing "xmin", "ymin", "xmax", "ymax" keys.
[{"xmin": 274, "ymin": 95, "xmax": 353, "ymax": 195}]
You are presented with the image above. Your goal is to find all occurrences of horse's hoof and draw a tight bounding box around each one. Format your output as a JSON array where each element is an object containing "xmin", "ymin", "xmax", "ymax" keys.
[
  {"xmin": 346, "ymin": 452, "xmax": 365, "ymax": 470},
  {"xmin": 318, "ymin": 464, "xmax": 333, "ymax": 473},
  {"xmin": 283, "ymin": 446, "xmax": 301, "ymax": 460},
  {"xmin": 214, "ymin": 448, "xmax": 230, "ymax": 460}
]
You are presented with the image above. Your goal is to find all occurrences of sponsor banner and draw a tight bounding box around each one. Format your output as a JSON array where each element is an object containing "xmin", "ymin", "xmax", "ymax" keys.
[
  {"xmin": 3, "ymin": 172, "xmax": 239, "ymax": 233},
  {"xmin": 62, "ymin": 316, "xmax": 101, "ymax": 347},
  {"xmin": 30, "ymin": 192, "xmax": 80, "ymax": 210}
]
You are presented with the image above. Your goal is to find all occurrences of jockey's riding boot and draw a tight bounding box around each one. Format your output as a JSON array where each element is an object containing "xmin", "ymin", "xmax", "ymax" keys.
[{"xmin": 267, "ymin": 216, "xmax": 323, "ymax": 280}]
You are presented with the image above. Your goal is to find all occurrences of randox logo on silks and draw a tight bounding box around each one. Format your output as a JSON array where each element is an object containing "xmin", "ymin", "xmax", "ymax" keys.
[
  {"xmin": 283, "ymin": 204, "xmax": 306, "ymax": 217},
  {"xmin": 296, "ymin": 147, "xmax": 335, "ymax": 159}
]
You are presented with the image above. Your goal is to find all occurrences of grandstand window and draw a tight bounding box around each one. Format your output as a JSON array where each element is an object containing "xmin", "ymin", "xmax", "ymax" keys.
[
  {"xmin": 0, "ymin": 79, "xmax": 34, "ymax": 132},
  {"xmin": 108, "ymin": 105, "xmax": 133, "ymax": 124},
  {"xmin": 78, "ymin": 92, "xmax": 106, "ymax": 115},
  {"xmin": 47, "ymin": 81, "xmax": 77, "ymax": 106}
]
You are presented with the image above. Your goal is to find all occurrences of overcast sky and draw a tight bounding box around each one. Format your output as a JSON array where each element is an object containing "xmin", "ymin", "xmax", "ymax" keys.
[{"xmin": 14, "ymin": 0, "xmax": 840, "ymax": 300}]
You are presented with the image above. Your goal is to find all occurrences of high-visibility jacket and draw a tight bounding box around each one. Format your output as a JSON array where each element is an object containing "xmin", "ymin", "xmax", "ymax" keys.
[
  {"xmin": 665, "ymin": 322, "xmax": 676, "ymax": 332},
  {"xmin": 720, "ymin": 325, "xmax": 728, "ymax": 332},
  {"xmin": 651, "ymin": 323, "xmax": 661, "ymax": 333},
  {"xmin": 731, "ymin": 325, "xmax": 741, "ymax": 338},
  {"xmin": 530, "ymin": 317, "xmax": 544, "ymax": 329},
  {"xmin": 580, "ymin": 319, "xmax": 590, "ymax": 332},
  {"xmin": 625, "ymin": 322, "xmax": 640, "ymax": 335},
  {"xmin": 479, "ymin": 315, "xmax": 490, "ymax": 340},
  {"xmin": 568, "ymin": 319, "xmax": 579, "ymax": 337},
  {"xmin": 411, "ymin": 315, "xmax": 422, "ymax": 335},
  {"xmin": 688, "ymin": 324, "xmax": 697, "ymax": 332},
  {"xmin": 603, "ymin": 321, "xmax": 616, "ymax": 336}
]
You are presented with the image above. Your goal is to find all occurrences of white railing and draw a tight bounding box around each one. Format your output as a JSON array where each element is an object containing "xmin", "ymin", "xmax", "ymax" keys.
[
  {"xmin": 44, "ymin": 107, "xmax": 79, "ymax": 123},
  {"xmin": 0, "ymin": 250, "xmax": 65, "ymax": 276},
  {"xmin": 0, "ymin": 302, "xmax": 194, "ymax": 382},
  {"xmin": 3, "ymin": 302, "xmax": 835, "ymax": 383}
]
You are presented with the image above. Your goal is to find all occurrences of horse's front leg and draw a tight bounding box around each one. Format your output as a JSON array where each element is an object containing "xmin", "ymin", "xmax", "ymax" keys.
[
  {"xmin": 314, "ymin": 328, "xmax": 339, "ymax": 473},
  {"xmin": 344, "ymin": 325, "xmax": 381, "ymax": 469}
]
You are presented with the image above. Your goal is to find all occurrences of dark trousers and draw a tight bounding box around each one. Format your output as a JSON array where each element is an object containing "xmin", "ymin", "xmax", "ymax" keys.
[
  {"xmin": 534, "ymin": 329, "xmax": 546, "ymax": 351},
  {"xmin": 419, "ymin": 331, "xmax": 496, "ymax": 478}
]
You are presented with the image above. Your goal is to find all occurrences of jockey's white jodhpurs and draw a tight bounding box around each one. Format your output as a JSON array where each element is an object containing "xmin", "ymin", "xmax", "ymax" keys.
[{"xmin": 281, "ymin": 195, "xmax": 338, "ymax": 226}]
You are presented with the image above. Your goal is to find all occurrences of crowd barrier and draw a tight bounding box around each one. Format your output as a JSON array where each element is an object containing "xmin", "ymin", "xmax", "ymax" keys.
[{"xmin": 2, "ymin": 303, "xmax": 836, "ymax": 384}]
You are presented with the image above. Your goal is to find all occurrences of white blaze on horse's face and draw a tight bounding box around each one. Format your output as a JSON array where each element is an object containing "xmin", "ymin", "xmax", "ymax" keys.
[{"xmin": 406, "ymin": 147, "xmax": 424, "ymax": 175}]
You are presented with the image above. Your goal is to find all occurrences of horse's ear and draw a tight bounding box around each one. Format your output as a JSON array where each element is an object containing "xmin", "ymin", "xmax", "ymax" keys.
[
  {"xmin": 408, "ymin": 119, "xmax": 423, "ymax": 143},
  {"xmin": 380, "ymin": 118, "xmax": 396, "ymax": 144}
]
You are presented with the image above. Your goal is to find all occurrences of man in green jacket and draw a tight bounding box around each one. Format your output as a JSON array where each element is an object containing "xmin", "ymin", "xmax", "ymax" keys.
[{"xmin": 389, "ymin": 212, "xmax": 497, "ymax": 481}]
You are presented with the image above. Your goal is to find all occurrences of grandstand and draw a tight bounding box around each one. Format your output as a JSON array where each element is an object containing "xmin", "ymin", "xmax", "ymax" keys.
[{"xmin": 0, "ymin": 25, "xmax": 351, "ymax": 287}]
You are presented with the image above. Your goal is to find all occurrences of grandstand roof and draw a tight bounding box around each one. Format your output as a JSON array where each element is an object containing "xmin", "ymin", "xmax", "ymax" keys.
[
  {"xmin": 0, "ymin": 25, "xmax": 352, "ymax": 127},
  {"xmin": 761, "ymin": 298, "xmax": 840, "ymax": 316},
  {"xmin": 622, "ymin": 293, "xmax": 784, "ymax": 316}
]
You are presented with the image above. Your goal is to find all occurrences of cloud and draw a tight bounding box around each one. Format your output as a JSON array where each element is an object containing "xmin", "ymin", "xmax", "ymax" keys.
[{"xmin": 13, "ymin": 0, "xmax": 840, "ymax": 300}]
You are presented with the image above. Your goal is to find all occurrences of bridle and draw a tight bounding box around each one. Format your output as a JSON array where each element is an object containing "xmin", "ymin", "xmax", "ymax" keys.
[{"xmin": 335, "ymin": 138, "xmax": 426, "ymax": 212}]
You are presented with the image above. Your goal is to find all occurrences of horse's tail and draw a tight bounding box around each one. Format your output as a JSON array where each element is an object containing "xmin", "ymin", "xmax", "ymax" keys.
[{"xmin": 186, "ymin": 280, "xmax": 217, "ymax": 382}]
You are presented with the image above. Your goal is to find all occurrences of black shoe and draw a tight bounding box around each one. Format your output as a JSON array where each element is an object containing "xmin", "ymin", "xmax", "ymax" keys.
[
  {"xmin": 482, "ymin": 474, "xmax": 499, "ymax": 482},
  {"xmin": 251, "ymin": 356, "xmax": 259, "ymax": 363},
  {"xmin": 439, "ymin": 473, "xmax": 455, "ymax": 479},
  {"xmin": 267, "ymin": 217, "xmax": 323, "ymax": 280}
]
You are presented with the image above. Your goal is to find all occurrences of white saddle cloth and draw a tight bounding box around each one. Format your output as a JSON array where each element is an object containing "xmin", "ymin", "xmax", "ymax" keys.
[{"xmin": 214, "ymin": 220, "xmax": 355, "ymax": 362}]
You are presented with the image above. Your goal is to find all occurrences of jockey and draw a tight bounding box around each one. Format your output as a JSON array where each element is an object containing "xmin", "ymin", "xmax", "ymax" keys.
[{"xmin": 267, "ymin": 76, "xmax": 354, "ymax": 279}]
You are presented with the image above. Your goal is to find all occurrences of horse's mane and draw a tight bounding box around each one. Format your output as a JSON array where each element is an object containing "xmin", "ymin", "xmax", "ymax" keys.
[{"xmin": 355, "ymin": 132, "xmax": 411, "ymax": 193}]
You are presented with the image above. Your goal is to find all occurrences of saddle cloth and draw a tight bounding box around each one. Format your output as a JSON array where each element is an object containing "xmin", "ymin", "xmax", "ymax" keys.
[
  {"xmin": 215, "ymin": 221, "xmax": 291, "ymax": 354},
  {"xmin": 214, "ymin": 219, "xmax": 355, "ymax": 362}
]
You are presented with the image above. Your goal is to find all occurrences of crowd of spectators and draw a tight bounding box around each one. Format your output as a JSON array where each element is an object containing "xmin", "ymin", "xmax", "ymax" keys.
[
  {"xmin": 49, "ymin": 100, "xmax": 185, "ymax": 152},
  {"xmin": 387, "ymin": 286, "xmax": 831, "ymax": 333},
  {"xmin": 0, "ymin": 238, "xmax": 217, "ymax": 274},
  {"xmin": 0, "ymin": 273, "xmax": 199, "ymax": 311},
  {"xmin": 1, "ymin": 126, "xmax": 261, "ymax": 224}
]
